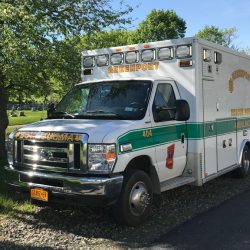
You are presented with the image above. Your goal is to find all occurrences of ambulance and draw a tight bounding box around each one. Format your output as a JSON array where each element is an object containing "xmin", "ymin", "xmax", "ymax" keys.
[{"xmin": 5, "ymin": 37, "xmax": 250, "ymax": 226}]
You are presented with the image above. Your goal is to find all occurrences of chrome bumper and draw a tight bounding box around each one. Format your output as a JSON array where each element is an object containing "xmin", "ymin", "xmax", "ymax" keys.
[{"xmin": 4, "ymin": 165, "xmax": 123, "ymax": 206}]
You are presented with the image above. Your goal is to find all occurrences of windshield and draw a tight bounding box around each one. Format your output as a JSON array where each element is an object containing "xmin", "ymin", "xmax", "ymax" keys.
[{"xmin": 54, "ymin": 80, "xmax": 152, "ymax": 120}]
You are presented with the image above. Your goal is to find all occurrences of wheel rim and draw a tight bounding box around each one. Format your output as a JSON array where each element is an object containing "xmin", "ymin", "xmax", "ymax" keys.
[
  {"xmin": 242, "ymin": 150, "xmax": 250, "ymax": 172},
  {"xmin": 129, "ymin": 181, "xmax": 150, "ymax": 216}
]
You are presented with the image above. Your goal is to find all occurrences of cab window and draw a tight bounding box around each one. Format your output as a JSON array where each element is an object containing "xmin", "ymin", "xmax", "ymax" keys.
[{"xmin": 152, "ymin": 83, "xmax": 176, "ymax": 122}]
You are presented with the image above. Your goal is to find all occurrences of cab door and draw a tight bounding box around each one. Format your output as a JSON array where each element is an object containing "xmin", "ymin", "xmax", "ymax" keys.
[{"xmin": 151, "ymin": 81, "xmax": 187, "ymax": 182}]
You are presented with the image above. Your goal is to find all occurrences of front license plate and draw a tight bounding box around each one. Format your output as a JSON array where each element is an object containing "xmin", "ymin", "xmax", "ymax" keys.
[{"xmin": 31, "ymin": 188, "xmax": 48, "ymax": 202}]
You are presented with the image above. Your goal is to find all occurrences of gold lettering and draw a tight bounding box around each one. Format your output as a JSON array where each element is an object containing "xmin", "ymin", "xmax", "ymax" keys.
[
  {"xmin": 141, "ymin": 63, "xmax": 147, "ymax": 71},
  {"xmin": 74, "ymin": 135, "xmax": 81, "ymax": 142},
  {"xmin": 107, "ymin": 62, "xmax": 160, "ymax": 74},
  {"xmin": 148, "ymin": 63, "xmax": 154, "ymax": 70},
  {"xmin": 154, "ymin": 62, "xmax": 159, "ymax": 70},
  {"xmin": 119, "ymin": 66, "xmax": 125, "ymax": 72},
  {"xmin": 125, "ymin": 65, "xmax": 129, "ymax": 72},
  {"xmin": 113, "ymin": 66, "xmax": 118, "ymax": 73},
  {"xmin": 130, "ymin": 64, "xmax": 135, "ymax": 72},
  {"xmin": 136, "ymin": 64, "xmax": 141, "ymax": 71},
  {"xmin": 14, "ymin": 132, "xmax": 81, "ymax": 142},
  {"xmin": 108, "ymin": 66, "xmax": 113, "ymax": 73},
  {"xmin": 143, "ymin": 129, "xmax": 153, "ymax": 138}
]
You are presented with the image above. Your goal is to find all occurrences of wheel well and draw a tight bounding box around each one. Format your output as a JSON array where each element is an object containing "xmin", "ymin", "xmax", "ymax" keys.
[
  {"xmin": 124, "ymin": 156, "xmax": 160, "ymax": 195},
  {"xmin": 239, "ymin": 140, "xmax": 250, "ymax": 165},
  {"xmin": 245, "ymin": 141, "xmax": 250, "ymax": 150}
]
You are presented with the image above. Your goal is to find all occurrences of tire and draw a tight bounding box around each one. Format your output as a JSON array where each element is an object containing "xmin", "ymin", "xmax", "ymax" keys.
[
  {"xmin": 113, "ymin": 169, "xmax": 153, "ymax": 226},
  {"xmin": 233, "ymin": 146, "xmax": 250, "ymax": 178}
]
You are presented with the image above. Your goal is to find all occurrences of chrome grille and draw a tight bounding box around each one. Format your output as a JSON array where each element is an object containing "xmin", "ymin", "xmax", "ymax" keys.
[{"xmin": 14, "ymin": 133, "xmax": 87, "ymax": 173}]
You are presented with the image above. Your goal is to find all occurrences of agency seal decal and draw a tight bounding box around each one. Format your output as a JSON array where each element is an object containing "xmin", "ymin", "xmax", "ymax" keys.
[{"xmin": 229, "ymin": 70, "xmax": 250, "ymax": 93}]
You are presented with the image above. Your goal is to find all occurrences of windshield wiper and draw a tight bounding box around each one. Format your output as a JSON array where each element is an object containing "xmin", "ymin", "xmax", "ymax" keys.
[
  {"xmin": 50, "ymin": 111, "xmax": 75, "ymax": 119},
  {"xmin": 85, "ymin": 110, "xmax": 123, "ymax": 118}
]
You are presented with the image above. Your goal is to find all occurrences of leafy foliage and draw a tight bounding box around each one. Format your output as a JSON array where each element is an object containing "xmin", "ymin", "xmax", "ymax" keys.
[
  {"xmin": 78, "ymin": 9, "xmax": 187, "ymax": 50},
  {"xmin": 0, "ymin": 0, "xmax": 133, "ymax": 93},
  {"xmin": 0, "ymin": 0, "xmax": 133, "ymax": 157},
  {"xmin": 133, "ymin": 9, "xmax": 186, "ymax": 43},
  {"xmin": 79, "ymin": 30, "xmax": 133, "ymax": 50},
  {"xmin": 195, "ymin": 25, "xmax": 237, "ymax": 48}
]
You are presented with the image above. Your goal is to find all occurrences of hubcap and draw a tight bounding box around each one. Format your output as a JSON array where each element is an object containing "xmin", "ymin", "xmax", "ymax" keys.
[
  {"xmin": 242, "ymin": 150, "xmax": 250, "ymax": 172},
  {"xmin": 129, "ymin": 181, "xmax": 150, "ymax": 216}
]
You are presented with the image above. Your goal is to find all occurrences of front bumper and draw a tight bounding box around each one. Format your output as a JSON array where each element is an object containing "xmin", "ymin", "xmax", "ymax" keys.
[{"xmin": 4, "ymin": 165, "xmax": 123, "ymax": 206}]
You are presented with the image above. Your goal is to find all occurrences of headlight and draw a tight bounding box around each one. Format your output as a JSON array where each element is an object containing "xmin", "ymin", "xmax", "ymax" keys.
[
  {"xmin": 88, "ymin": 144, "xmax": 116, "ymax": 174},
  {"xmin": 6, "ymin": 131, "xmax": 15, "ymax": 166}
]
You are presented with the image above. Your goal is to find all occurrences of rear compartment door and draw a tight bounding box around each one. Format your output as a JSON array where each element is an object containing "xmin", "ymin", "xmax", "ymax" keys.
[
  {"xmin": 203, "ymin": 79, "xmax": 217, "ymax": 176},
  {"xmin": 216, "ymin": 118, "xmax": 237, "ymax": 171},
  {"xmin": 203, "ymin": 81, "xmax": 238, "ymax": 176}
]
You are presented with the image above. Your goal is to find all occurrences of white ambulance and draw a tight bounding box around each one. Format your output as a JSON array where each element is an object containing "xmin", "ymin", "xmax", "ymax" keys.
[{"xmin": 5, "ymin": 37, "xmax": 250, "ymax": 226}]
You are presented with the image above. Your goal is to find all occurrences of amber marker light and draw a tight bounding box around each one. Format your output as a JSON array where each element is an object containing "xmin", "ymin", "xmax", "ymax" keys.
[
  {"xmin": 105, "ymin": 152, "xmax": 117, "ymax": 160},
  {"xmin": 128, "ymin": 46, "xmax": 136, "ymax": 51},
  {"xmin": 115, "ymin": 48, "xmax": 122, "ymax": 52},
  {"xmin": 143, "ymin": 44, "xmax": 150, "ymax": 48}
]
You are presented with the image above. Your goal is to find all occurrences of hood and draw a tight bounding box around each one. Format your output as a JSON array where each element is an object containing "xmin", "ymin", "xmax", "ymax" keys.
[{"xmin": 18, "ymin": 119, "xmax": 135, "ymax": 143}]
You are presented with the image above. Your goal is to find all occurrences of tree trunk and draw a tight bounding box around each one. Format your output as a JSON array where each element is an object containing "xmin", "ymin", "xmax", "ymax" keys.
[{"xmin": 0, "ymin": 87, "xmax": 9, "ymax": 159}]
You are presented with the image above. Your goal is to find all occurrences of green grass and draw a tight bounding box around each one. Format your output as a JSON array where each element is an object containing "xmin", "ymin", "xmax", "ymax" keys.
[
  {"xmin": 6, "ymin": 110, "xmax": 47, "ymax": 137},
  {"xmin": 2, "ymin": 110, "xmax": 47, "ymax": 215},
  {"xmin": 0, "ymin": 160, "xmax": 36, "ymax": 216},
  {"xmin": 8, "ymin": 110, "xmax": 47, "ymax": 126}
]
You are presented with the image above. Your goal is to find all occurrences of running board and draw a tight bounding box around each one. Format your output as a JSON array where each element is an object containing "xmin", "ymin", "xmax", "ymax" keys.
[{"xmin": 160, "ymin": 176, "xmax": 196, "ymax": 192}]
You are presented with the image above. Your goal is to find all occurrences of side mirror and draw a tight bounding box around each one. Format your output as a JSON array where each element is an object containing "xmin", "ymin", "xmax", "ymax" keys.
[{"xmin": 175, "ymin": 100, "xmax": 190, "ymax": 121}]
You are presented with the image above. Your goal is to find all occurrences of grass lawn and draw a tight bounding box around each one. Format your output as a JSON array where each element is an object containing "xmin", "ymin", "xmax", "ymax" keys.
[
  {"xmin": 2, "ymin": 111, "xmax": 47, "ymax": 214},
  {"xmin": 8, "ymin": 110, "xmax": 47, "ymax": 126},
  {"xmin": 1, "ymin": 111, "xmax": 48, "ymax": 215},
  {"xmin": 0, "ymin": 160, "xmax": 36, "ymax": 216},
  {"xmin": 6, "ymin": 110, "xmax": 47, "ymax": 136}
]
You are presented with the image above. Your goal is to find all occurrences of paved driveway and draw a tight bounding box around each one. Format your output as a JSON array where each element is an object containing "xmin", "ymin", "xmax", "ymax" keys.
[{"xmin": 151, "ymin": 189, "xmax": 250, "ymax": 250}]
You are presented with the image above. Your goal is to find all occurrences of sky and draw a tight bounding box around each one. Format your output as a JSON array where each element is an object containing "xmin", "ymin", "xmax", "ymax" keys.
[{"xmin": 120, "ymin": 0, "xmax": 250, "ymax": 49}]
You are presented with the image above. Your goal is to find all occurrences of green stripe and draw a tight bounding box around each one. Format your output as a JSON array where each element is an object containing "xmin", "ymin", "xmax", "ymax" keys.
[
  {"xmin": 187, "ymin": 123, "xmax": 203, "ymax": 139},
  {"xmin": 118, "ymin": 117, "xmax": 250, "ymax": 153},
  {"xmin": 217, "ymin": 119, "xmax": 236, "ymax": 135}
]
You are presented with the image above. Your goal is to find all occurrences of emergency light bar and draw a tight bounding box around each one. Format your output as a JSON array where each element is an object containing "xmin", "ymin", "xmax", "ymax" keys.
[
  {"xmin": 96, "ymin": 54, "xmax": 109, "ymax": 66},
  {"xmin": 158, "ymin": 47, "xmax": 173, "ymax": 60},
  {"xmin": 111, "ymin": 53, "xmax": 123, "ymax": 65},
  {"xmin": 176, "ymin": 45, "xmax": 192, "ymax": 59},
  {"xmin": 125, "ymin": 51, "xmax": 139, "ymax": 64},
  {"xmin": 141, "ymin": 49, "xmax": 155, "ymax": 62},
  {"xmin": 82, "ymin": 44, "xmax": 193, "ymax": 68},
  {"xmin": 83, "ymin": 56, "xmax": 95, "ymax": 68}
]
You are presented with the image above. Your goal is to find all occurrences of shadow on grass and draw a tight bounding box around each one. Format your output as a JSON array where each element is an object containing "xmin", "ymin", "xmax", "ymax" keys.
[{"xmin": 0, "ymin": 159, "xmax": 36, "ymax": 217}]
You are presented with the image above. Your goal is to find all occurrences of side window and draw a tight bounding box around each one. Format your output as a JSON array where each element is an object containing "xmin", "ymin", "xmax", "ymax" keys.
[{"xmin": 153, "ymin": 83, "xmax": 176, "ymax": 122}]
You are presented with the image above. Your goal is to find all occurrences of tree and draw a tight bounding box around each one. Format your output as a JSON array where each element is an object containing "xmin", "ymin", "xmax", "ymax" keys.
[
  {"xmin": 195, "ymin": 25, "xmax": 237, "ymax": 48},
  {"xmin": 133, "ymin": 9, "xmax": 186, "ymax": 43},
  {"xmin": 0, "ymin": 1, "xmax": 133, "ymax": 158},
  {"xmin": 239, "ymin": 47, "xmax": 250, "ymax": 56},
  {"xmin": 79, "ymin": 30, "xmax": 133, "ymax": 50}
]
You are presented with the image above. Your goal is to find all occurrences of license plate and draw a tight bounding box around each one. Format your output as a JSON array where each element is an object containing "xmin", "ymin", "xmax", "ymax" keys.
[{"xmin": 31, "ymin": 188, "xmax": 48, "ymax": 201}]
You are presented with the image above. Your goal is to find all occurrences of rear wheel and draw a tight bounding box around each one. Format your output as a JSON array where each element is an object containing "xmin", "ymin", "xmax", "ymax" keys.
[
  {"xmin": 233, "ymin": 146, "xmax": 250, "ymax": 178},
  {"xmin": 113, "ymin": 169, "xmax": 153, "ymax": 226}
]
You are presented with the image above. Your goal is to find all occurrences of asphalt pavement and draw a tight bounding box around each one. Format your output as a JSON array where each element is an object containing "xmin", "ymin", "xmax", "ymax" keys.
[{"xmin": 150, "ymin": 189, "xmax": 250, "ymax": 250}]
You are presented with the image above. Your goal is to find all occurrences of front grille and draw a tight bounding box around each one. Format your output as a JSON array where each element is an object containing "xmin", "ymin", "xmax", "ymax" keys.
[{"xmin": 14, "ymin": 133, "xmax": 87, "ymax": 173}]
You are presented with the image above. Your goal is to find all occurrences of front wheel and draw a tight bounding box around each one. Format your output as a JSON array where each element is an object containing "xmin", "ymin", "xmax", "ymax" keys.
[
  {"xmin": 113, "ymin": 169, "xmax": 153, "ymax": 226},
  {"xmin": 233, "ymin": 146, "xmax": 250, "ymax": 178}
]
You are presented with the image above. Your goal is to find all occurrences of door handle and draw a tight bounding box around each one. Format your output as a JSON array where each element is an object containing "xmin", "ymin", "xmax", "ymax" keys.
[
  {"xmin": 208, "ymin": 124, "xmax": 214, "ymax": 132},
  {"xmin": 181, "ymin": 133, "xmax": 185, "ymax": 144}
]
